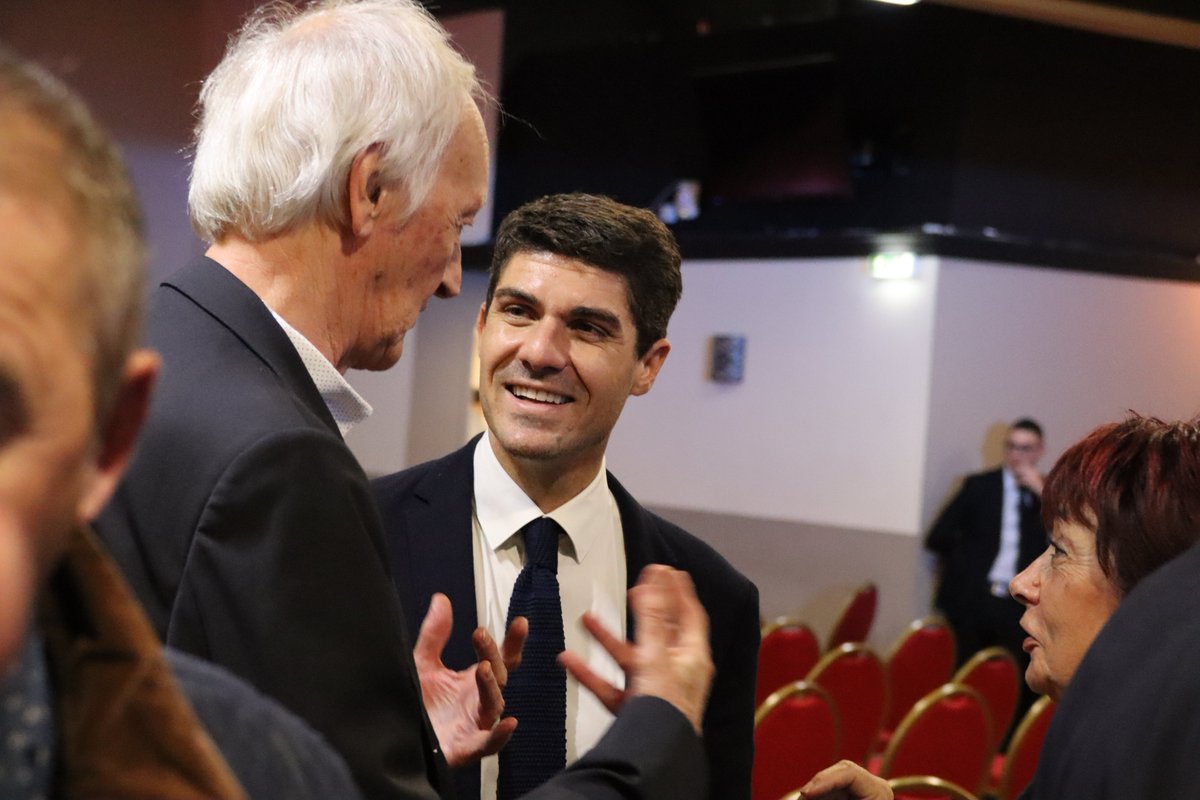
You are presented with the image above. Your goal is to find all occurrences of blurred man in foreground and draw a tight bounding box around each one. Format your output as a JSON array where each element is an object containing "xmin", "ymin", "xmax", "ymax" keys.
[{"xmin": 0, "ymin": 45, "xmax": 363, "ymax": 799}]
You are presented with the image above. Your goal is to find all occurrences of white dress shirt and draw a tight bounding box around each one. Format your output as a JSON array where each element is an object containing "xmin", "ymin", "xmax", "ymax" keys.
[
  {"xmin": 268, "ymin": 310, "xmax": 371, "ymax": 438},
  {"xmin": 987, "ymin": 468, "xmax": 1023, "ymax": 587},
  {"xmin": 472, "ymin": 433, "xmax": 626, "ymax": 800}
]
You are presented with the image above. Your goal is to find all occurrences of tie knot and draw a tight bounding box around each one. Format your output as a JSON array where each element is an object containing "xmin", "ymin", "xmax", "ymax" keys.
[{"xmin": 522, "ymin": 517, "xmax": 561, "ymax": 572}]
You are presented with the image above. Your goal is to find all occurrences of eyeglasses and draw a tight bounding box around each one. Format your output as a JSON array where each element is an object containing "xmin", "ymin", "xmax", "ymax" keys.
[{"xmin": 1004, "ymin": 442, "xmax": 1040, "ymax": 453}]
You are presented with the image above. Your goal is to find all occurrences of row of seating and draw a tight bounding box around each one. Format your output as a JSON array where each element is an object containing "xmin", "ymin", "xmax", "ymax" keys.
[
  {"xmin": 754, "ymin": 585, "xmax": 1058, "ymax": 800},
  {"xmin": 753, "ymin": 679, "xmax": 1055, "ymax": 800},
  {"xmin": 760, "ymin": 612, "xmax": 1020, "ymax": 753}
]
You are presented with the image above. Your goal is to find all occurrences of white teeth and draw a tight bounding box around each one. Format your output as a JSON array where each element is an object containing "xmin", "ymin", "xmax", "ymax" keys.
[{"xmin": 511, "ymin": 386, "xmax": 569, "ymax": 404}]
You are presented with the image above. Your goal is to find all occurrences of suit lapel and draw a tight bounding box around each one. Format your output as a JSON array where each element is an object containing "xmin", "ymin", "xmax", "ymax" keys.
[
  {"xmin": 404, "ymin": 439, "xmax": 480, "ymax": 670},
  {"xmin": 611, "ymin": 473, "xmax": 656, "ymax": 639},
  {"xmin": 162, "ymin": 257, "xmax": 339, "ymax": 436}
]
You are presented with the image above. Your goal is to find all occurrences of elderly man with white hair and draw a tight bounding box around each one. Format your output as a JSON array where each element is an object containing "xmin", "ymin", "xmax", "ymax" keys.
[{"xmin": 96, "ymin": 2, "xmax": 713, "ymax": 800}]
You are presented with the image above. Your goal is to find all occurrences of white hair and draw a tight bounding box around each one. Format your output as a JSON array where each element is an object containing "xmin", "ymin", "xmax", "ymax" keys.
[{"xmin": 188, "ymin": 0, "xmax": 482, "ymax": 242}]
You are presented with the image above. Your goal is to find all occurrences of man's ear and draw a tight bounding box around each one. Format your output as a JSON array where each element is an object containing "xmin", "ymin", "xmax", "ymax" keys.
[
  {"xmin": 475, "ymin": 301, "xmax": 488, "ymax": 336},
  {"xmin": 347, "ymin": 143, "xmax": 390, "ymax": 238},
  {"xmin": 77, "ymin": 348, "xmax": 160, "ymax": 522},
  {"xmin": 630, "ymin": 339, "xmax": 670, "ymax": 397}
]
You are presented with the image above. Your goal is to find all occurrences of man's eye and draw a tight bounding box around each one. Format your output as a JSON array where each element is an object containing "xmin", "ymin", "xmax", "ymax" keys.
[{"xmin": 573, "ymin": 322, "xmax": 607, "ymax": 337}]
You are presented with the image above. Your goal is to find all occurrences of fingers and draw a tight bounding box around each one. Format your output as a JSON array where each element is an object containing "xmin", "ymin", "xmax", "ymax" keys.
[
  {"xmin": 625, "ymin": 565, "xmax": 714, "ymax": 734},
  {"xmin": 800, "ymin": 760, "xmax": 892, "ymax": 800},
  {"xmin": 558, "ymin": 650, "xmax": 626, "ymax": 714},
  {"xmin": 667, "ymin": 569, "xmax": 709, "ymax": 649},
  {"xmin": 472, "ymin": 626, "xmax": 505, "ymax": 686},
  {"xmin": 501, "ymin": 616, "xmax": 528, "ymax": 673},
  {"xmin": 475, "ymin": 715, "xmax": 518, "ymax": 760},
  {"xmin": 579, "ymin": 611, "xmax": 633, "ymax": 670},
  {"xmin": 628, "ymin": 565, "xmax": 676, "ymax": 655},
  {"xmin": 473, "ymin": 658, "xmax": 506, "ymax": 729},
  {"xmin": 413, "ymin": 593, "xmax": 453, "ymax": 668}
]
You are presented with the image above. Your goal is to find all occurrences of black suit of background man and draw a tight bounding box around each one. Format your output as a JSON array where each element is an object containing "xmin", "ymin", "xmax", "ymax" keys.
[{"xmin": 926, "ymin": 466, "xmax": 1046, "ymax": 663}]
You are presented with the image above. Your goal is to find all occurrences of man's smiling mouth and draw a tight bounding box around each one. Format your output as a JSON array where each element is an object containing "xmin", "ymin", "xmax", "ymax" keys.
[{"xmin": 508, "ymin": 385, "xmax": 572, "ymax": 405}]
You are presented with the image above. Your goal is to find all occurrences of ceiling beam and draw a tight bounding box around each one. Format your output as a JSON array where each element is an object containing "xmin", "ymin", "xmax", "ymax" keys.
[{"xmin": 925, "ymin": 0, "xmax": 1200, "ymax": 50}]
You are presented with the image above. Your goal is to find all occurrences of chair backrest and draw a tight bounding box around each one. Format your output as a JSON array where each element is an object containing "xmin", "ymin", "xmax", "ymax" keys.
[
  {"xmin": 888, "ymin": 775, "xmax": 980, "ymax": 800},
  {"xmin": 827, "ymin": 582, "xmax": 878, "ymax": 650},
  {"xmin": 805, "ymin": 642, "xmax": 888, "ymax": 762},
  {"xmin": 757, "ymin": 618, "xmax": 822, "ymax": 707},
  {"xmin": 884, "ymin": 616, "xmax": 957, "ymax": 734},
  {"xmin": 952, "ymin": 647, "xmax": 1020, "ymax": 753},
  {"xmin": 879, "ymin": 683, "xmax": 993, "ymax": 796},
  {"xmin": 752, "ymin": 681, "xmax": 841, "ymax": 800},
  {"xmin": 997, "ymin": 696, "xmax": 1056, "ymax": 800}
]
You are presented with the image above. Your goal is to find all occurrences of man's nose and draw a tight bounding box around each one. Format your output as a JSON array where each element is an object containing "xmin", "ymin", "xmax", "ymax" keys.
[
  {"xmin": 435, "ymin": 245, "xmax": 463, "ymax": 299},
  {"xmin": 519, "ymin": 319, "xmax": 569, "ymax": 373}
]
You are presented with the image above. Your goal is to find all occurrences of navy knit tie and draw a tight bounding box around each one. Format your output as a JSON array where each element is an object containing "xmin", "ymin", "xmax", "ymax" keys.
[{"xmin": 498, "ymin": 516, "xmax": 566, "ymax": 799}]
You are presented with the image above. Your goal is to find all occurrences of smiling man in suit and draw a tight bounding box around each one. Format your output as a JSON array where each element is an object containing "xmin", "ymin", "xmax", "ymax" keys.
[{"xmin": 373, "ymin": 192, "xmax": 760, "ymax": 800}]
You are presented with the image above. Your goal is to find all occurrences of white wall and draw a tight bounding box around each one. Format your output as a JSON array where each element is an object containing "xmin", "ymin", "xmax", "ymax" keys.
[
  {"xmin": 352, "ymin": 256, "xmax": 1200, "ymax": 649},
  {"xmin": 606, "ymin": 257, "xmax": 941, "ymax": 536},
  {"xmin": 921, "ymin": 258, "xmax": 1200, "ymax": 528}
]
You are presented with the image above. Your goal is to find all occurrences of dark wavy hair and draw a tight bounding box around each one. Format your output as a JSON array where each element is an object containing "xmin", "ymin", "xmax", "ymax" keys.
[
  {"xmin": 488, "ymin": 193, "xmax": 682, "ymax": 357},
  {"xmin": 1041, "ymin": 414, "xmax": 1200, "ymax": 596}
]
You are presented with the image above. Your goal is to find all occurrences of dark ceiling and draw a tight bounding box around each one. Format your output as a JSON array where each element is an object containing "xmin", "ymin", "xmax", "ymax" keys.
[{"xmin": 433, "ymin": 0, "xmax": 1200, "ymax": 281}]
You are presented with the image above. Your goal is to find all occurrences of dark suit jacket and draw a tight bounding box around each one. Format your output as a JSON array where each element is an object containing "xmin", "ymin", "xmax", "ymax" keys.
[
  {"xmin": 97, "ymin": 258, "xmax": 709, "ymax": 800},
  {"xmin": 925, "ymin": 468, "xmax": 1045, "ymax": 618},
  {"xmin": 1022, "ymin": 539, "xmax": 1200, "ymax": 800},
  {"xmin": 372, "ymin": 437, "xmax": 761, "ymax": 800}
]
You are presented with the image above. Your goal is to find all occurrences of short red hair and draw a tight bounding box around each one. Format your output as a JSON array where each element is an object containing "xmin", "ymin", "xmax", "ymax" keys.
[{"xmin": 1041, "ymin": 415, "xmax": 1200, "ymax": 596}]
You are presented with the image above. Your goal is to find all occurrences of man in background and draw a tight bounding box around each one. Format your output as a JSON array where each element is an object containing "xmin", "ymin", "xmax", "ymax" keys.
[
  {"xmin": 926, "ymin": 418, "xmax": 1047, "ymax": 668},
  {"xmin": 374, "ymin": 193, "xmax": 759, "ymax": 800},
  {"xmin": 94, "ymin": 2, "xmax": 716, "ymax": 799},
  {"xmin": 925, "ymin": 417, "xmax": 1046, "ymax": 735}
]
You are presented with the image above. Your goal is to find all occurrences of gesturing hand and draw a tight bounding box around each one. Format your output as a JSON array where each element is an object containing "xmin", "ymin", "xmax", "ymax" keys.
[
  {"xmin": 413, "ymin": 592, "xmax": 528, "ymax": 766},
  {"xmin": 558, "ymin": 565, "xmax": 714, "ymax": 733}
]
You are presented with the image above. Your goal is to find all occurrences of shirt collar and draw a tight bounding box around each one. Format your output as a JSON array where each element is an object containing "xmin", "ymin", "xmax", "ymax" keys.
[
  {"xmin": 473, "ymin": 432, "xmax": 610, "ymax": 564},
  {"xmin": 268, "ymin": 310, "xmax": 372, "ymax": 438}
]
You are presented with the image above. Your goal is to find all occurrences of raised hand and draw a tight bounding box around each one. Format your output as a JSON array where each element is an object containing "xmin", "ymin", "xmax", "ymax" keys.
[
  {"xmin": 559, "ymin": 564, "xmax": 713, "ymax": 733},
  {"xmin": 413, "ymin": 592, "xmax": 527, "ymax": 765}
]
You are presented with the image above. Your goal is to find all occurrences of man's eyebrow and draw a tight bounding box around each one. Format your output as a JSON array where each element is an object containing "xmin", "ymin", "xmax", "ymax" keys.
[
  {"xmin": 492, "ymin": 287, "xmax": 538, "ymax": 306},
  {"xmin": 0, "ymin": 367, "xmax": 29, "ymax": 447}
]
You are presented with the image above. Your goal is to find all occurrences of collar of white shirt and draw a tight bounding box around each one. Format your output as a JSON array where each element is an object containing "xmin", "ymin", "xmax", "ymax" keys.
[
  {"xmin": 473, "ymin": 431, "xmax": 610, "ymax": 564},
  {"xmin": 268, "ymin": 309, "xmax": 372, "ymax": 438}
]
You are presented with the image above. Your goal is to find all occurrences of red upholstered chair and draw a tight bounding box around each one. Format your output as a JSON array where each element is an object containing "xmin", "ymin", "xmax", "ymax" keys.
[
  {"xmin": 953, "ymin": 647, "xmax": 1020, "ymax": 754},
  {"xmin": 881, "ymin": 617, "xmax": 956, "ymax": 746},
  {"xmin": 826, "ymin": 582, "xmax": 878, "ymax": 650},
  {"xmin": 752, "ymin": 681, "xmax": 841, "ymax": 800},
  {"xmin": 888, "ymin": 775, "xmax": 980, "ymax": 800},
  {"xmin": 993, "ymin": 696, "xmax": 1056, "ymax": 800},
  {"xmin": 757, "ymin": 618, "xmax": 822, "ymax": 707},
  {"xmin": 876, "ymin": 684, "xmax": 993, "ymax": 797},
  {"xmin": 805, "ymin": 642, "xmax": 888, "ymax": 763}
]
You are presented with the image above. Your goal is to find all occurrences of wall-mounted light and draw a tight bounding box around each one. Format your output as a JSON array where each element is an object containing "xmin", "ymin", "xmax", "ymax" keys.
[
  {"xmin": 868, "ymin": 251, "xmax": 918, "ymax": 280},
  {"xmin": 869, "ymin": 0, "xmax": 920, "ymax": 5},
  {"xmin": 709, "ymin": 334, "xmax": 746, "ymax": 384}
]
